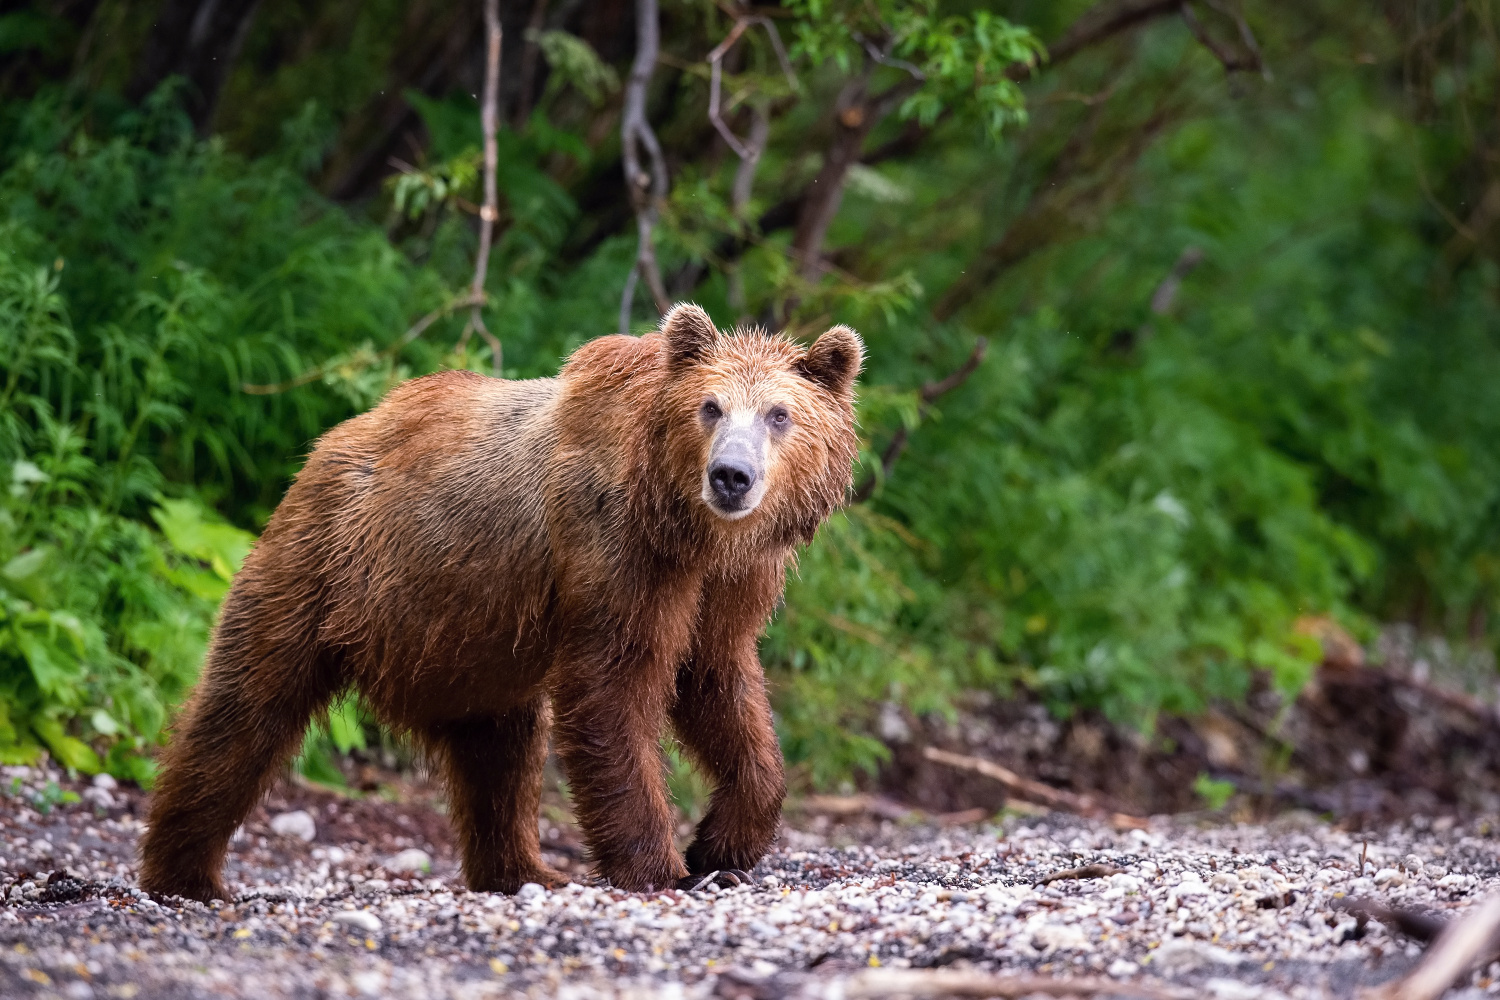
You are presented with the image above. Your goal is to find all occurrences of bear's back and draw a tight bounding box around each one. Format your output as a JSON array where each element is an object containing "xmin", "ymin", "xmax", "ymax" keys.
[{"xmin": 278, "ymin": 370, "xmax": 565, "ymax": 689}]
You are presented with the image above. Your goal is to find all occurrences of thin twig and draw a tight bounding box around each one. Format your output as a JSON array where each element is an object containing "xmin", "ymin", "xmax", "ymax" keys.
[
  {"xmin": 457, "ymin": 0, "xmax": 503, "ymax": 372},
  {"xmin": 1204, "ymin": 0, "xmax": 1271, "ymax": 80},
  {"xmin": 1178, "ymin": 1, "xmax": 1264, "ymax": 77},
  {"xmin": 1368, "ymin": 893, "xmax": 1500, "ymax": 1000},
  {"xmin": 242, "ymin": 292, "xmax": 485, "ymax": 395},
  {"xmin": 620, "ymin": 0, "xmax": 671, "ymax": 333},
  {"xmin": 707, "ymin": 15, "xmax": 797, "ymax": 160},
  {"xmin": 851, "ymin": 30, "xmax": 926, "ymax": 81},
  {"xmin": 851, "ymin": 338, "xmax": 988, "ymax": 502},
  {"xmin": 1039, "ymin": 863, "xmax": 1125, "ymax": 886},
  {"xmin": 1149, "ymin": 245, "xmax": 1204, "ymax": 315}
]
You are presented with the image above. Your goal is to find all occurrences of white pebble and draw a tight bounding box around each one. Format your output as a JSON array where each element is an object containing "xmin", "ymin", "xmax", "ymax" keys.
[
  {"xmin": 91, "ymin": 773, "xmax": 117, "ymax": 791},
  {"xmin": 332, "ymin": 909, "xmax": 382, "ymax": 933},
  {"xmin": 384, "ymin": 848, "xmax": 432, "ymax": 874},
  {"xmin": 1373, "ymin": 868, "xmax": 1405, "ymax": 887},
  {"xmin": 516, "ymin": 882, "xmax": 546, "ymax": 902},
  {"xmin": 269, "ymin": 810, "xmax": 317, "ymax": 842},
  {"xmin": 1108, "ymin": 958, "xmax": 1139, "ymax": 977}
]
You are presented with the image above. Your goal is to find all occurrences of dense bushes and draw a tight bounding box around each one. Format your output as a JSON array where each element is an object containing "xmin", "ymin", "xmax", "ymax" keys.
[{"xmin": 0, "ymin": 0, "xmax": 1496, "ymax": 787}]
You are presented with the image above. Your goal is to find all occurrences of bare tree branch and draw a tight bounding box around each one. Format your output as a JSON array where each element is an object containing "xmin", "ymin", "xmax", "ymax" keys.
[
  {"xmin": 1149, "ymin": 244, "xmax": 1205, "ymax": 315},
  {"xmin": 456, "ymin": 0, "xmax": 504, "ymax": 372},
  {"xmin": 1025, "ymin": 0, "xmax": 1179, "ymax": 73},
  {"xmin": 620, "ymin": 0, "xmax": 671, "ymax": 333},
  {"xmin": 1179, "ymin": 1, "xmax": 1267, "ymax": 78},
  {"xmin": 851, "ymin": 337, "xmax": 988, "ymax": 503},
  {"xmin": 706, "ymin": 15, "xmax": 797, "ymax": 161}
]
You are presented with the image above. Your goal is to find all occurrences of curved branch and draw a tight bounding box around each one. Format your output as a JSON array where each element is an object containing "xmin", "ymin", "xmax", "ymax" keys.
[{"xmin": 620, "ymin": 0, "xmax": 671, "ymax": 332}]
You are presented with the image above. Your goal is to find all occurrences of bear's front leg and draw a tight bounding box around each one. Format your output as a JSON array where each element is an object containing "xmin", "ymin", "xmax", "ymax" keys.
[
  {"xmin": 550, "ymin": 638, "xmax": 687, "ymax": 892},
  {"xmin": 672, "ymin": 656, "xmax": 785, "ymax": 877},
  {"xmin": 671, "ymin": 573, "xmax": 786, "ymax": 877}
]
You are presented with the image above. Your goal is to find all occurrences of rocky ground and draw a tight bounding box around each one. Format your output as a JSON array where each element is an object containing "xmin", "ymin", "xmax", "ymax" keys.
[{"xmin": 4, "ymin": 764, "xmax": 1500, "ymax": 999}]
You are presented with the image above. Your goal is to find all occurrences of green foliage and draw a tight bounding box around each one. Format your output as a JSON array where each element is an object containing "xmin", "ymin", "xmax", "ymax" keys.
[
  {"xmin": 0, "ymin": 232, "xmax": 254, "ymax": 778},
  {"xmin": 1193, "ymin": 773, "xmax": 1236, "ymax": 812},
  {"xmin": 0, "ymin": 1, "xmax": 1496, "ymax": 794},
  {"xmin": 786, "ymin": 0, "xmax": 1042, "ymax": 138},
  {"xmin": 529, "ymin": 30, "xmax": 621, "ymax": 108}
]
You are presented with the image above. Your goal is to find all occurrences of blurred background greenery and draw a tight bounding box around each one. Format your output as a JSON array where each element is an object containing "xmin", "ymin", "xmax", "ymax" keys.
[{"xmin": 0, "ymin": 0, "xmax": 1495, "ymax": 792}]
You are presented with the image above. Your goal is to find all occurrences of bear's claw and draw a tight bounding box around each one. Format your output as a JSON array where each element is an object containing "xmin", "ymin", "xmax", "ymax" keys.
[{"xmin": 675, "ymin": 869, "xmax": 753, "ymax": 892}]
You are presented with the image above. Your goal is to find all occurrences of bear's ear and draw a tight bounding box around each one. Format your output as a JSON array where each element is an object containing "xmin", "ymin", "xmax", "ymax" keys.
[
  {"xmin": 797, "ymin": 325, "xmax": 864, "ymax": 397},
  {"xmin": 660, "ymin": 303, "xmax": 719, "ymax": 370}
]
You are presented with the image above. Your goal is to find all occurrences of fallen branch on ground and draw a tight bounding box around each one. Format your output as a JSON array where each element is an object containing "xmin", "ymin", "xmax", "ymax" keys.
[
  {"xmin": 921, "ymin": 746, "xmax": 1148, "ymax": 829},
  {"xmin": 720, "ymin": 966, "xmax": 1197, "ymax": 999},
  {"xmin": 1338, "ymin": 897, "xmax": 1447, "ymax": 944},
  {"xmin": 1039, "ymin": 863, "xmax": 1125, "ymax": 886},
  {"xmin": 791, "ymin": 794, "xmax": 912, "ymax": 822},
  {"xmin": 1368, "ymin": 892, "xmax": 1500, "ymax": 1000},
  {"xmin": 839, "ymin": 969, "xmax": 1195, "ymax": 999}
]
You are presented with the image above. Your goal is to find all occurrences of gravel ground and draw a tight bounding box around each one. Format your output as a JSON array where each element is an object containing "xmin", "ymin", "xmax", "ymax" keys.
[{"xmin": 4, "ymin": 763, "xmax": 1500, "ymax": 999}]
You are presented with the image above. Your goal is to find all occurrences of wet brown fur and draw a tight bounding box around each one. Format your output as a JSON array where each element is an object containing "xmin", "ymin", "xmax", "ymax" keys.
[{"xmin": 138, "ymin": 305, "xmax": 862, "ymax": 900}]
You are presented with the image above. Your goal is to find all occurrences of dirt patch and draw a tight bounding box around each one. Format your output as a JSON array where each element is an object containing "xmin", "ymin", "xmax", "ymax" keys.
[{"xmin": 880, "ymin": 660, "xmax": 1500, "ymax": 824}]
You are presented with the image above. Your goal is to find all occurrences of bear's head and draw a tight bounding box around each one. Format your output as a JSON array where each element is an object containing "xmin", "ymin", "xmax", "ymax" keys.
[{"xmin": 652, "ymin": 303, "xmax": 862, "ymax": 545}]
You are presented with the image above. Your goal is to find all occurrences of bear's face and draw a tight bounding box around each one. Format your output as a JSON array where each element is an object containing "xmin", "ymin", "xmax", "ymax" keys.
[{"xmin": 655, "ymin": 305, "xmax": 862, "ymax": 538}]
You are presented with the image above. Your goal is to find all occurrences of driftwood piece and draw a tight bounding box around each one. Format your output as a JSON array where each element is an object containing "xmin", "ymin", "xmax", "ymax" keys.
[
  {"xmin": 1367, "ymin": 892, "xmax": 1500, "ymax": 1000},
  {"xmin": 717, "ymin": 966, "xmax": 1197, "ymax": 999}
]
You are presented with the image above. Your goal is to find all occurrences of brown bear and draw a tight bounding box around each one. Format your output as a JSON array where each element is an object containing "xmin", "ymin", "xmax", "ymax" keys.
[{"xmin": 137, "ymin": 304, "xmax": 862, "ymax": 901}]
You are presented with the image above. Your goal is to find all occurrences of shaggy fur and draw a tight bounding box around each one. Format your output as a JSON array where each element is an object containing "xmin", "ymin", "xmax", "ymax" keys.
[{"xmin": 138, "ymin": 304, "xmax": 862, "ymax": 900}]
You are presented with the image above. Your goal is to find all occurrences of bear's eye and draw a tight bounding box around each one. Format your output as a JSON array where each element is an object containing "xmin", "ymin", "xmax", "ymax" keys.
[
  {"xmin": 701, "ymin": 399, "xmax": 722, "ymax": 421},
  {"xmin": 767, "ymin": 406, "xmax": 791, "ymax": 429}
]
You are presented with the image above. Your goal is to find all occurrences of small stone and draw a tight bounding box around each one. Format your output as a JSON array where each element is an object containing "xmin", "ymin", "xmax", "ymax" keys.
[
  {"xmin": 332, "ymin": 909, "xmax": 382, "ymax": 933},
  {"xmin": 1108, "ymin": 959, "xmax": 1139, "ymax": 977},
  {"xmin": 269, "ymin": 810, "xmax": 316, "ymax": 842},
  {"xmin": 81, "ymin": 787, "xmax": 114, "ymax": 810},
  {"xmin": 384, "ymin": 848, "xmax": 432, "ymax": 875},
  {"xmin": 516, "ymin": 882, "xmax": 545, "ymax": 902},
  {"xmin": 91, "ymin": 773, "xmax": 117, "ymax": 791},
  {"xmin": 1373, "ymin": 868, "xmax": 1405, "ymax": 887},
  {"xmin": 350, "ymin": 971, "xmax": 385, "ymax": 997},
  {"xmin": 1152, "ymin": 940, "xmax": 1244, "ymax": 971},
  {"xmin": 1403, "ymin": 854, "xmax": 1424, "ymax": 876}
]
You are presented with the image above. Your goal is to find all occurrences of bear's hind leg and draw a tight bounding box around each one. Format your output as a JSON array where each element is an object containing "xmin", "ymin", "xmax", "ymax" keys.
[
  {"xmin": 426, "ymin": 701, "xmax": 566, "ymax": 893},
  {"xmin": 139, "ymin": 618, "xmax": 340, "ymax": 902}
]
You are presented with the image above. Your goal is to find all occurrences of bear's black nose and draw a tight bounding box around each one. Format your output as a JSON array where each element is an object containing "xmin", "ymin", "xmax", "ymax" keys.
[{"xmin": 709, "ymin": 457, "xmax": 756, "ymax": 502}]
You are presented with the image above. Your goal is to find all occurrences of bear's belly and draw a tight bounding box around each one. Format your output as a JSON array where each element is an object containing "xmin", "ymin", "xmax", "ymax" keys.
[{"xmin": 349, "ymin": 616, "xmax": 559, "ymax": 728}]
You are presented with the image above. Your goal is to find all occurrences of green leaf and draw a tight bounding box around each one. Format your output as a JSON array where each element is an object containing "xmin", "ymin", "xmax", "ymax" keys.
[{"xmin": 31, "ymin": 717, "xmax": 101, "ymax": 773}]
